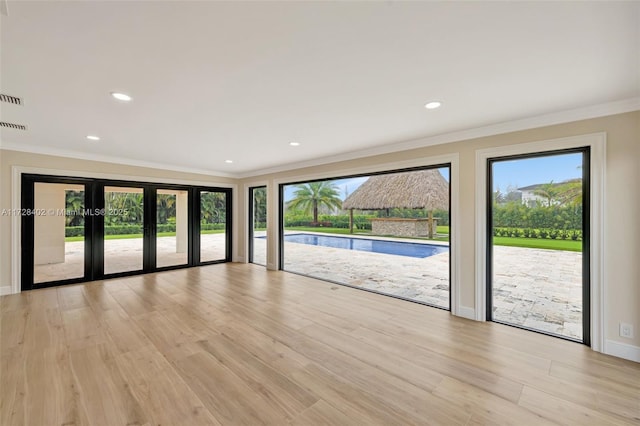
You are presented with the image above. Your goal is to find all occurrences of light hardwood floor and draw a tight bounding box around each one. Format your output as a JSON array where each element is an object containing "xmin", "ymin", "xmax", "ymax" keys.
[{"xmin": 1, "ymin": 263, "xmax": 639, "ymax": 425}]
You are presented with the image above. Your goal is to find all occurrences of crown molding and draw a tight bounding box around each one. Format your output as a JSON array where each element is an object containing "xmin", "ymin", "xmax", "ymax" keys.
[
  {"xmin": 0, "ymin": 142, "xmax": 235, "ymax": 178},
  {"xmin": 2, "ymin": 97, "xmax": 638, "ymax": 180},
  {"xmin": 237, "ymin": 97, "xmax": 640, "ymax": 178}
]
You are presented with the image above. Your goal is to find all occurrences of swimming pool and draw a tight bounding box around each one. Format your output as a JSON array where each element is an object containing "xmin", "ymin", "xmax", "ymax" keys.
[{"xmin": 282, "ymin": 234, "xmax": 448, "ymax": 259}]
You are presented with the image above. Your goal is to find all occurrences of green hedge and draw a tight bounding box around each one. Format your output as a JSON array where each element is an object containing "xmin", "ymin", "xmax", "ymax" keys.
[
  {"xmin": 284, "ymin": 214, "xmax": 374, "ymax": 230},
  {"xmin": 65, "ymin": 226, "xmax": 84, "ymax": 237},
  {"xmin": 105, "ymin": 225, "xmax": 143, "ymax": 235},
  {"xmin": 493, "ymin": 203, "xmax": 581, "ymax": 230},
  {"xmin": 65, "ymin": 222, "xmax": 226, "ymax": 237},
  {"xmin": 381, "ymin": 208, "xmax": 450, "ymax": 226},
  {"xmin": 493, "ymin": 227, "xmax": 582, "ymax": 241},
  {"xmin": 201, "ymin": 223, "xmax": 226, "ymax": 231}
]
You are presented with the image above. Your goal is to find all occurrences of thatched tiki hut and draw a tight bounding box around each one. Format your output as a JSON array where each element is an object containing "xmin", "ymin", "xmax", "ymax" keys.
[{"xmin": 342, "ymin": 169, "xmax": 448, "ymax": 238}]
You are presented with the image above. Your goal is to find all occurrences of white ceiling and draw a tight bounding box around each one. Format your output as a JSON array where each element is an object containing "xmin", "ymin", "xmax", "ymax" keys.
[{"xmin": 1, "ymin": 1, "xmax": 638, "ymax": 178}]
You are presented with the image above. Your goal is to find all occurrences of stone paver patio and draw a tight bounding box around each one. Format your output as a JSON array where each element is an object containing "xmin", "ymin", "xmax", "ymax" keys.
[{"xmin": 34, "ymin": 233, "xmax": 582, "ymax": 340}]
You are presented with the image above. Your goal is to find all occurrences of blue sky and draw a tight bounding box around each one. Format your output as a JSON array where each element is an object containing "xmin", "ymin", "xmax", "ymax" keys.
[
  {"xmin": 283, "ymin": 153, "xmax": 581, "ymax": 202},
  {"xmin": 492, "ymin": 153, "xmax": 583, "ymax": 192},
  {"xmin": 283, "ymin": 167, "xmax": 450, "ymax": 202}
]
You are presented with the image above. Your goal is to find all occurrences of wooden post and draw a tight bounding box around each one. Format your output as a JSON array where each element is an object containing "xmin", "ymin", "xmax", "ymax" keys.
[
  {"xmin": 428, "ymin": 210, "xmax": 434, "ymax": 239},
  {"xmin": 349, "ymin": 209, "xmax": 354, "ymax": 234}
]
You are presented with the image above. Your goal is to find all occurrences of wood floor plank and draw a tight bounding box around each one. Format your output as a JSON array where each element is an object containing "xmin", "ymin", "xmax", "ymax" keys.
[
  {"xmin": 433, "ymin": 376, "xmax": 556, "ymax": 425},
  {"xmin": 114, "ymin": 345, "xmax": 220, "ymax": 425},
  {"xmin": 518, "ymin": 385, "xmax": 637, "ymax": 426},
  {"xmin": 100, "ymin": 308, "xmax": 153, "ymax": 355},
  {"xmin": 0, "ymin": 309, "xmax": 28, "ymax": 352},
  {"xmin": 57, "ymin": 284, "xmax": 91, "ymax": 311},
  {"xmin": 0, "ymin": 292, "xmax": 30, "ymax": 312},
  {"xmin": 289, "ymin": 399, "xmax": 356, "ymax": 426},
  {"xmin": 130, "ymin": 309, "xmax": 209, "ymax": 364},
  {"xmin": 22, "ymin": 307, "xmax": 66, "ymax": 354},
  {"xmin": 82, "ymin": 281, "xmax": 126, "ymax": 313},
  {"xmin": 27, "ymin": 287, "xmax": 60, "ymax": 310},
  {"xmin": 106, "ymin": 285, "xmax": 156, "ymax": 317},
  {"xmin": 1, "ymin": 263, "xmax": 639, "ymax": 425},
  {"xmin": 346, "ymin": 324, "xmax": 524, "ymax": 402},
  {"xmin": 69, "ymin": 343, "xmax": 148, "ymax": 426},
  {"xmin": 175, "ymin": 351, "xmax": 289, "ymax": 425},
  {"xmin": 0, "ymin": 350, "xmax": 27, "ymax": 426},
  {"xmin": 197, "ymin": 336, "xmax": 318, "ymax": 419},
  {"xmin": 61, "ymin": 306, "xmax": 107, "ymax": 350},
  {"xmin": 288, "ymin": 363, "xmax": 417, "ymax": 426},
  {"xmin": 23, "ymin": 345, "xmax": 88, "ymax": 426},
  {"xmin": 299, "ymin": 323, "xmax": 446, "ymax": 392}
]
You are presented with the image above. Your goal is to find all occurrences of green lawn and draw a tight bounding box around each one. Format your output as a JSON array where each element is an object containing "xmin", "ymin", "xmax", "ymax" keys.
[
  {"xmin": 65, "ymin": 229, "xmax": 225, "ymax": 242},
  {"xmin": 284, "ymin": 226, "xmax": 580, "ymax": 251},
  {"xmin": 66, "ymin": 225, "xmax": 580, "ymax": 252},
  {"xmin": 493, "ymin": 236, "xmax": 582, "ymax": 252}
]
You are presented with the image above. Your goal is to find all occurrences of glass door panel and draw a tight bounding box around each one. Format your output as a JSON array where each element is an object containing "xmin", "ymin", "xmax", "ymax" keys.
[
  {"xmin": 156, "ymin": 189, "xmax": 189, "ymax": 268},
  {"xmin": 200, "ymin": 190, "xmax": 227, "ymax": 262},
  {"xmin": 33, "ymin": 182, "xmax": 85, "ymax": 283},
  {"xmin": 249, "ymin": 186, "xmax": 267, "ymax": 265},
  {"xmin": 104, "ymin": 186, "xmax": 144, "ymax": 274},
  {"xmin": 280, "ymin": 168, "xmax": 451, "ymax": 309},
  {"xmin": 489, "ymin": 150, "xmax": 587, "ymax": 342}
]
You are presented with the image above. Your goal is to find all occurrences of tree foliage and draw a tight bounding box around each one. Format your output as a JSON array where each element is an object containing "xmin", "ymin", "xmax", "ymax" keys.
[
  {"xmin": 287, "ymin": 181, "xmax": 342, "ymax": 224},
  {"xmin": 252, "ymin": 187, "xmax": 267, "ymax": 227}
]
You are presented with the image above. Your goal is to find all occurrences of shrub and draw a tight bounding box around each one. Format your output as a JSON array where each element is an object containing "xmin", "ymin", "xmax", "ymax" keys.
[
  {"xmin": 65, "ymin": 226, "xmax": 84, "ymax": 237},
  {"xmin": 157, "ymin": 224, "xmax": 176, "ymax": 233},
  {"xmin": 201, "ymin": 223, "xmax": 226, "ymax": 231}
]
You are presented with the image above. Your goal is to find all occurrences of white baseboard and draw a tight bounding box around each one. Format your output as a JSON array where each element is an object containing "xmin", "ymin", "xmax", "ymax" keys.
[
  {"xmin": 0, "ymin": 286, "xmax": 13, "ymax": 296},
  {"xmin": 456, "ymin": 306, "xmax": 476, "ymax": 321},
  {"xmin": 233, "ymin": 256, "xmax": 246, "ymax": 263},
  {"xmin": 605, "ymin": 339, "xmax": 640, "ymax": 363}
]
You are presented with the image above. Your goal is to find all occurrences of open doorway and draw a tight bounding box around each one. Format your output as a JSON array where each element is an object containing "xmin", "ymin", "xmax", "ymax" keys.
[{"xmin": 487, "ymin": 149, "xmax": 589, "ymax": 343}]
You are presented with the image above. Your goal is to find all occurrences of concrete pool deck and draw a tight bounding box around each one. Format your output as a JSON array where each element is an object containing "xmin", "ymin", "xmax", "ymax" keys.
[
  {"xmin": 34, "ymin": 232, "xmax": 582, "ymax": 340},
  {"xmin": 260, "ymin": 232, "xmax": 583, "ymax": 340}
]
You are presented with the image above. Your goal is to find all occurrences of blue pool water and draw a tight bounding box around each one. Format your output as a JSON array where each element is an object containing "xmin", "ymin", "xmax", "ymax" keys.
[{"xmin": 282, "ymin": 234, "xmax": 448, "ymax": 259}]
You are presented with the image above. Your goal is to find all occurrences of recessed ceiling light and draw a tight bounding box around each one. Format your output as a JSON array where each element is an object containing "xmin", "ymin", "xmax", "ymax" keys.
[
  {"xmin": 224, "ymin": 160, "xmax": 233, "ymax": 164},
  {"xmin": 86, "ymin": 135, "xmax": 100, "ymax": 141},
  {"xmin": 111, "ymin": 92, "xmax": 132, "ymax": 102},
  {"xmin": 289, "ymin": 142, "xmax": 300, "ymax": 146},
  {"xmin": 424, "ymin": 101, "xmax": 442, "ymax": 109}
]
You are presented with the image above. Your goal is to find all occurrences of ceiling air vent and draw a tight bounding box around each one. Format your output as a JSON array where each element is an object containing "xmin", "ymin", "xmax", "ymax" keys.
[
  {"xmin": 0, "ymin": 122, "xmax": 27, "ymax": 130},
  {"xmin": 0, "ymin": 93, "xmax": 22, "ymax": 105}
]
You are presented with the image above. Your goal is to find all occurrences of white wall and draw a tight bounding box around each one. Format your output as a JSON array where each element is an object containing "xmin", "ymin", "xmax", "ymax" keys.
[
  {"xmin": 0, "ymin": 150, "xmax": 238, "ymax": 294},
  {"xmin": 238, "ymin": 111, "xmax": 640, "ymax": 361},
  {"xmin": 1, "ymin": 111, "xmax": 638, "ymax": 361}
]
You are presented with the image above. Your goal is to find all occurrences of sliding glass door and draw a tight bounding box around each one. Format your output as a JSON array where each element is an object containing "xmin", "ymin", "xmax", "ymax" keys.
[
  {"xmin": 21, "ymin": 175, "xmax": 231, "ymax": 290},
  {"xmin": 249, "ymin": 186, "xmax": 267, "ymax": 265},
  {"xmin": 279, "ymin": 166, "xmax": 451, "ymax": 310},
  {"xmin": 156, "ymin": 188, "xmax": 190, "ymax": 268},
  {"xmin": 31, "ymin": 181, "xmax": 88, "ymax": 284},
  {"xmin": 198, "ymin": 190, "xmax": 230, "ymax": 263},
  {"xmin": 487, "ymin": 149, "xmax": 589, "ymax": 343},
  {"xmin": 103, "ymin": 186, "xmax": 145, "ymax": 275}
]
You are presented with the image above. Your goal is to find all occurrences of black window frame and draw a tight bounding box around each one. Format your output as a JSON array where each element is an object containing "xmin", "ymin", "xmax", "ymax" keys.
[{"xmin": 21, "ymin": 174, "xmax": 232, "ymax": 291}]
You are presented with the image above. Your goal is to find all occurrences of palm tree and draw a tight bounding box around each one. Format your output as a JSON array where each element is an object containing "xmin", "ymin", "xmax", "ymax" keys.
[
  {"xmin": 65, "ymin": 190, "xmax": 84, "ymax": 226},
  {"xmin": 252, "ymin": 187, "xmax": 267, "ymax": 227},
  {"xmin": 200, "ymin": 192, "xmax": 227, "ymax": 224},
  {"xmin": 557, "ymin": 180, "xmax": 582, "ymax": 206},
  {"xmin": 533, "ymin": 182, "xmax": 561, "ymax": 207},
  {"xmin": 157, "ymin": 194, "xmax": 176, "ymax": 224},
  {"xmin": 287, "ymin": 181, "xmax": 342, "ymax": 224}
]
